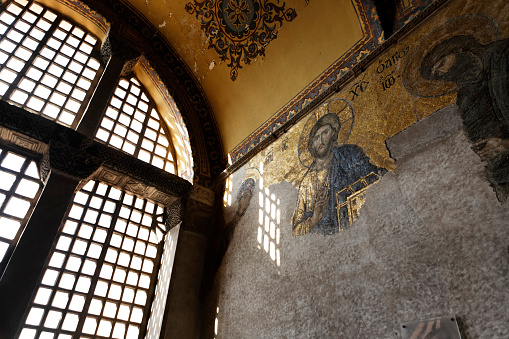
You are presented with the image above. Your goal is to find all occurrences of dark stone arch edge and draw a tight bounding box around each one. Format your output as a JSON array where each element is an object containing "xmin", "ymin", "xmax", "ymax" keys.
[{"xmin": 81, "ymin": 0, "xmax": 226, "ymax": 188}]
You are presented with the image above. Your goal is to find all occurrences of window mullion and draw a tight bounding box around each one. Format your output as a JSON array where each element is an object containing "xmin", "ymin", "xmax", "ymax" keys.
[
  {"xmin": 5, "ymin": 173, "xmax": 80, "ymax": 339},
  {"xmin": 133, "ymin": 101, "xmax": 154, "ymax": 160},
  {"xmin": 0, "ymin": 152, "xmax": 36, "ymax": 275},
  {"xmin": 70, "ymin": 62, "xmax": 104, "ymax": 131},
  {"xmin": 138, "ymin": 239, "xmax": 163, "ymax": 339},
  {"xmin": 72, "ymin": 183, "xmax": 125, "ymax": 338},
  {"xmin": 30, "ymin": 184, "xmax": 96, "ymax": 339}
]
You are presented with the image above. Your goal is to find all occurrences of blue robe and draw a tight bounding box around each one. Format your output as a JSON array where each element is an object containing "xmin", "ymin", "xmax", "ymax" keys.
[{"xmin": 293, "ymin": 144, "xmax": 386, "ymax": 236}]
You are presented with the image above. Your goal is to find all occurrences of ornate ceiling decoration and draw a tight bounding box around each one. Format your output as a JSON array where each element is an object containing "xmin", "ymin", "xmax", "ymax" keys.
[{"xmin": 186, "ymin": 0, "xmax": 297, "ymax": 80}]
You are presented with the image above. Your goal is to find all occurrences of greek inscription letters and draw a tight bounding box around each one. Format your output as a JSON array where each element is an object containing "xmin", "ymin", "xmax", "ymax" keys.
[
  {"xmin": 380, "ymin": 71, "xmax": 398, "ymax": 91},
  {"xmin": 376, "ymin": 46, "xmax": 410, "ymax": 74},
  {"xmin": 375, "ymin": 46, "xmax": 409, "ymax": 91},
  {"xmin": 264, "ymin": 148, "xmax": 274, "ymax": 165},
  {"xmin": 281, "ymin": 137, "xmax": 289, "ymax": 152},
  {"xmin": 349, "ymin": 74, "xmax": 369, "ymax": 101}
]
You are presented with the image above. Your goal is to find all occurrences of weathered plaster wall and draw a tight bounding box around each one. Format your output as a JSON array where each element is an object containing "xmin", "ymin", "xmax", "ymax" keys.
[{"xmin": 205, "ymin": 106, "xmax": 509, "ymax": 339}]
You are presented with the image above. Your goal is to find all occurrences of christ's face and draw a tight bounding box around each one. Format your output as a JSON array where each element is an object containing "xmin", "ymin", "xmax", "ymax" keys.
[{"xmin": 312, "ymin": 124, "xmax": 334, "ymax": 159}]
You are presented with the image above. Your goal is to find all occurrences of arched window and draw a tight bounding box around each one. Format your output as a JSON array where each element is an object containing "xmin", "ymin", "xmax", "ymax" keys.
[
  {"xmin": 0, "ymin": 0, "xmax": 103, "ymax": 128},
  {"xmin": 95, "ymin": 77, "xmax": 177, "ymax": 175},
  {"xmin": 0, "ymin": 0, "xmax": 194, "ymax": 181},
  {"xmin": 0, "ymin": 0, "xmax": 193, "ymax": 181}
]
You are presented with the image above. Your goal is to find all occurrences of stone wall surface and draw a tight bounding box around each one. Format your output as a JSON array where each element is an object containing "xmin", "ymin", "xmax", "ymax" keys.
[{"xmin": 205, "ymin": 108, "xmax": 509, "ymax": 338}]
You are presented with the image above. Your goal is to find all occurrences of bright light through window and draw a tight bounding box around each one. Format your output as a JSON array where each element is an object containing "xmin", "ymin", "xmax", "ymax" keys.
[
  {"xmin": 214, "ymin": 306, "xmax": 219, "ymax": 338},
  {"xmin": 223, "ymin": 175, "xmax": 232, "ymax": 207},
  {"xmin": 257, "ymin": 176, "xmax": 281, "ymax": 269},
  {"xmin": 145, "ymin": 225, "xmax": 179, "ymax": 339},
  {"xmin": 0, "ymin": 0, "xmax": 102, "ymax": 128},
  {"xmin": 18, "ymin": 180, "xmax": 168, "ymax": 339},
  {"xmin": 95, "ymin": 77, "xmax": 178, "ymax": 175},
  {"xmin": 0, "ymin": 147, "xmax": 42, "ymax": 272}
]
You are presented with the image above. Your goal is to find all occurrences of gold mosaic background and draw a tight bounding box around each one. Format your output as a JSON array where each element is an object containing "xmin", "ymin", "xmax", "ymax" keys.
[{"xmin": 241, "ymin": 0, "xmax": 509, "ymax": 190}]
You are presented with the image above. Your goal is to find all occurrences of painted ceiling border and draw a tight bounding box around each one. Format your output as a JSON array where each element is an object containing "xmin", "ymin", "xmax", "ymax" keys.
[{"xmin": 55, "ymin": 0, "xmax": 110, "ymax": 36}]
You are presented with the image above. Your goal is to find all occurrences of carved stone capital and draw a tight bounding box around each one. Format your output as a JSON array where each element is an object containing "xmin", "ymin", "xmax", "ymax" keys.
[
  {"xmin": 79, "ymin": 166, "xmax": 180, "ymax": 206},
  {"xmin": 101, "ymin": 34, "xmax": 142, "ymax": 72},
  {"xmin": 165, "ymin": 197, "xmax": 186, "ymax": 231},
  {"xmin": 0, "ymin": 126, "xmax": 48, "ymax": 154},
  {"xmin": 43, "ymin": 141, "xmax": 102, "ymax": 181}
]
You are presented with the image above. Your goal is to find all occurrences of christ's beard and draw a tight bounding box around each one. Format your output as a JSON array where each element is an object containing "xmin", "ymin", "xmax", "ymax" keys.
[{"xmin": 314, "ymin": 143, "xmax": 333, "ymax": 159}]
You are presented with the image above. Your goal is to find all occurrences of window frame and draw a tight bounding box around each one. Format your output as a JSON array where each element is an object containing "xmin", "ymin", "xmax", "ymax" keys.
[
  {"xmin": 16, "ymin": 180, "xmax": 167, "ymax": 339},
  {"xmin": 94, "ymin": 76, "xmax": 179, "ymax": 175},
  {"xmin": 0, "ymin": 142, "xmax": 43, "ymax": 278},
  {"xmin": 0, "ymin": 0, "xmax": 105, "ymax": 129}
]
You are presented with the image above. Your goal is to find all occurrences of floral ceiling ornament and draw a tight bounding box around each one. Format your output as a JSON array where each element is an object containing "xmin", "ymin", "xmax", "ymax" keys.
[{"xmin": 186, "ymin": 0, "xmax": 297, "ymax": 80}]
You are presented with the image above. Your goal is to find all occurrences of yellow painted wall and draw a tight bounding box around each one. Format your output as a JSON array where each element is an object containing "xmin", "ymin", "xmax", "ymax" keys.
[{"xmin": 124, "ymin": 0, "xmax": 364, "ymax": 152}]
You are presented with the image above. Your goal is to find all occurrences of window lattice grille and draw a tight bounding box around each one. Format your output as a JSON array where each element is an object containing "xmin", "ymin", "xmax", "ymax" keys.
[
  {"xmin": 95, "ymin": 77, "xmax": 177, "ymax": 174},
  {"xmin": 0, "ymin": 146, "xmax": 42, "ymax": 274},
  {"xmin": 17, "ymin": 181, "xmax": 166, "ymax": 339},
  {"xmin": 144, "ymin": 228, "xmax": 177, "ymax": 339},
  {"xmin": 0, "ymin": 0, "xmax": 102, "ymax": 127}
]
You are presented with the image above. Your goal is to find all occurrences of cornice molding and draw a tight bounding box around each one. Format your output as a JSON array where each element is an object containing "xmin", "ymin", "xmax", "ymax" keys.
[{"xmin": 0, "ymin": 101, "xmax": 192, "ymax": 202}]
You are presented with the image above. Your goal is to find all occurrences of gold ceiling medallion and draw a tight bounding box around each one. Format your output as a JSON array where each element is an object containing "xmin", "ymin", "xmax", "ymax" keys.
[{"xmin": 186, "ymin": 0, "xmax": 297, "ymax": 80}]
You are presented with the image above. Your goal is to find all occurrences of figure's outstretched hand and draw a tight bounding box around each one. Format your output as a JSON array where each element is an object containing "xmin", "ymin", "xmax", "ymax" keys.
[{"xmin": 310, "ymin": 191, "xmax": 327, "ymax": 226}]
